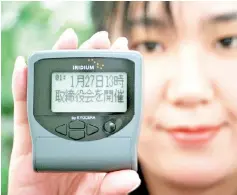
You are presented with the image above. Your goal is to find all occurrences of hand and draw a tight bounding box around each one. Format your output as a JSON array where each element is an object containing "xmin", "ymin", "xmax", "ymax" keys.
[{"xmin": 8, "ymin": 28, "xmax": 141, "ymax": 195}]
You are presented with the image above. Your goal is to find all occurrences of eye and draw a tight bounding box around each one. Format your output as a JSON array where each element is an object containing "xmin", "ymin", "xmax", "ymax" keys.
[
  {"xmin": 216, "ymin": 37, "xmax": 237, "ymax": 49},
  {"xmin": 131, "ymin": 41, "xmax": 164, "ymax": 53}
]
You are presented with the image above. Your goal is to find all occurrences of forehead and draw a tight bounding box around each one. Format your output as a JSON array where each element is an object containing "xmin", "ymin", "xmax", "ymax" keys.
[{"xmin": 128, "ymin": 1, "xmax": 237, "ymax": 24}]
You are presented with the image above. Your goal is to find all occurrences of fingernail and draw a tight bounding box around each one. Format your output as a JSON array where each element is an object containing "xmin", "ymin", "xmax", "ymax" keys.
[
  {"xmin": 89, "ymin": 31, "xmax": 108, "ymax": 41},
  {"xmin": 128, "ymin": 180, "xmax": 141, "ymax": 193},
  {"xmin": 15, "ymin": 56, "xmax": 26, "ymax": 70},
  {"xmin": 60, "ymin": 28, "xmax": 77, "ymax": 40},
  {"xmin": 62, "ymin": 28, "xmax": 75, "ymax": 35},
  {"xmin": 119, "ymin": 37, "xmax": 128, "ymax": 45},
  {"xmin": 96, "ymin": 31, "xmax": 108, "ymax": 37}
]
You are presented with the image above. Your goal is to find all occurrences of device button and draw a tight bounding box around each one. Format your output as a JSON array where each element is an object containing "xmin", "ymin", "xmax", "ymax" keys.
[
  {"xmin": 69, "ymin": 130, "xmax": 85, "ymax": 140},
  {"xmin": 104, "ymin": 121, "xmax": 116, "ymax": 133},
  {"xmin": 55, "ymin": 124, "xmax": 67, "ymax": 135},
  {"xmin": 87, "ymin": 124, "xmax": 99, "ymax": 135},
  {"xmin": 69, "ymin": 120, "xmax": 85, "ymax": 129}
]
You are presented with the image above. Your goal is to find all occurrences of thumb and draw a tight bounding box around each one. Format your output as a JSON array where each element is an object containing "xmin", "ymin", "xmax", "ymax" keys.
[
  {"xmin": 11, "ymin": 56, "xmax": 32, "ymax": 158},
  {"xmin": 99, "ymin": 170, "xmax": 141, "ymax": 195}
]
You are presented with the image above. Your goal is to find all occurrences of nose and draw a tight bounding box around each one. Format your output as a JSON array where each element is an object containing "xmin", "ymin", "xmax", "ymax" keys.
[{"xmin": 166, "ymin": 43, "xmax": 214, "ymax": 107}]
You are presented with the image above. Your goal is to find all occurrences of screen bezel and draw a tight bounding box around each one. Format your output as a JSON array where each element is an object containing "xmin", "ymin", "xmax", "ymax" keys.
[{"xmin": 33, "ymin": 57, "xmax": 135, "ymax": 117}]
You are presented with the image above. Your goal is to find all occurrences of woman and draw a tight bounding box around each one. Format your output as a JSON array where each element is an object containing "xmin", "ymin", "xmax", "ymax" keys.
[{"xmin": 8, "ymin": 1, "xmax": 237, "ymax": 195}]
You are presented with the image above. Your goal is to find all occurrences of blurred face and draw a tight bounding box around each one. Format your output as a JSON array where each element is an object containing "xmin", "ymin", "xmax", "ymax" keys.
[{"xmin": 113, "ymin": 1, "xmax": 237, "ymax": 187}]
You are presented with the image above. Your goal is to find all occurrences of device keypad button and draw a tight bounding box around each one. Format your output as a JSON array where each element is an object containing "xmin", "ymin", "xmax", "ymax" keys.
[
  {"xmin": 87, "ymin": 124, "xmax": 99, "ymax": 135},
  {"xmin": 104, "ymin": 121, "xmax": 116, "ymax": 133},
  {"xmin": 55, "ymin": 124, "xmax": 67, "ymax": 135},
  {"xmin": 69, "ymin": 130, "xmax": 85, "ymax": 140},
  {"xmin": 69, "ymin": 120, "xmax": 85, "ymax": 129}
]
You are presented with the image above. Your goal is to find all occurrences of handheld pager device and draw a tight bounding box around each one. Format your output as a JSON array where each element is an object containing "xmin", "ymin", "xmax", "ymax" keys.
[{"xmin": 27, "ymin": 50, "xmax": 142, "ymax": 172}]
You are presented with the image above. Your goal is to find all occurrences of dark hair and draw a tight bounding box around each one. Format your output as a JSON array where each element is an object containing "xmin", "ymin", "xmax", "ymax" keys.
[
  {"xmin": 91, "ymin": 1, "xmax": 172, "ymax": 34},
  {"xmin": 90, "ymin": 2, "xmax": 171, "ymax": 194}
]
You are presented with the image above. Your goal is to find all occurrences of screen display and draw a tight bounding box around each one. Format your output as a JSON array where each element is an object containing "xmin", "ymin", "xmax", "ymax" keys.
[{"xmin": 51, "ymin": 72, "xmax": 127, "ymax": 112}]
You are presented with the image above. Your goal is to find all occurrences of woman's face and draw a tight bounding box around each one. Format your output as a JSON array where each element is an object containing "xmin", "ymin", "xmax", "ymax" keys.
[{"xmin": 115, "ymin": 2, "xmax": 237, "ymax": 186}]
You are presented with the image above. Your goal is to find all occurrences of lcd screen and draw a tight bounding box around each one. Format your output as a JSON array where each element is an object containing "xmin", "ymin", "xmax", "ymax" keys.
[{"xmin": 51, "ymin": 72, "xmax": 127, "ymax": 112}]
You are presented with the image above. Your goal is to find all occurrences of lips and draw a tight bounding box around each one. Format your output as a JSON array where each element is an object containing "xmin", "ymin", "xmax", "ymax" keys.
[{"xmin": 156, "ymin": 124, "xmax": 223, "ymax": 146}]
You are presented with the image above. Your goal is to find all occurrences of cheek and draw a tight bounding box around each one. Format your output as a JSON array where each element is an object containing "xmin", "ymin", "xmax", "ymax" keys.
[
  {"xmin": 140, "ymin": 58, "xmax": 171, "ymax": 143},
  {"xmin": 143, "ymin": 69, "xmax": 157, "ymax": 110},
  {"xmin": 142, "ymin": 58, "xmax": 172, "ymax": 118},
  {"xmin": 208, "ymin": 59, "xmax": 237, "ymax": 119},
  {"xmin": 142, "ymin": 61, "xmax": 160, "ymax": 130}
]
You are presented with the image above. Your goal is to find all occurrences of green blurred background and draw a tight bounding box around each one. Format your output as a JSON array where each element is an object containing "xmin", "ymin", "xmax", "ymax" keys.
[{"xmin": 1, "ymin": 1, "xmax": 94, "ymax": 194}]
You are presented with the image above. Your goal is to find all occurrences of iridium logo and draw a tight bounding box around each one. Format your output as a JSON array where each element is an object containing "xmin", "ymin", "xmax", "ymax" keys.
[
  {"xmin": 88, "ymin": 58, "xmax": 104, "ymax": 69},
  {"xmin": 72, "ymin": 65, "xmax": 94, "ymax": 70}
]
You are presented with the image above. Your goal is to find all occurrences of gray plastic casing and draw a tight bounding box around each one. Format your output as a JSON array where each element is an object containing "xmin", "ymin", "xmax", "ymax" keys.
[{"xmin": 27, "ymin": 50, "xmax": 143, "ymax": 172}]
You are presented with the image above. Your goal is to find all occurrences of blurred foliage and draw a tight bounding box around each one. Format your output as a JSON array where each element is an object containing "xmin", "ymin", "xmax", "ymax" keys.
[
  {"xmin": 1, "ymin": 1, "xmax": 94, "ymax": 195},
  {"xmin": 2, "ymin": 1, "xmax": 94, "ymax": 115}
]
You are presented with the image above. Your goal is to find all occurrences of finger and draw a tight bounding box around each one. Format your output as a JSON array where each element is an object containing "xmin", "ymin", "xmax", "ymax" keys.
[
  {"xmin": 99, "ymin": 170, "xmax": 141, "ymax": 195},
  {"xmin": 110, "ymin": 37, "xmax": 129, "ymax": 50},
  {"xmin": 52, "ymin": 28, "xmax": 78, "ymax": 50},
  {"xmin": 12, "ymin": 56, "xmax": 31, "ymax": 157},
  {"xmin": 79, "ymin": 31, "xmax": 110, "ymax": 49},
  {"xmin": 74, "ymin": 173, "xmax": 106, "ymax": 195}
]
